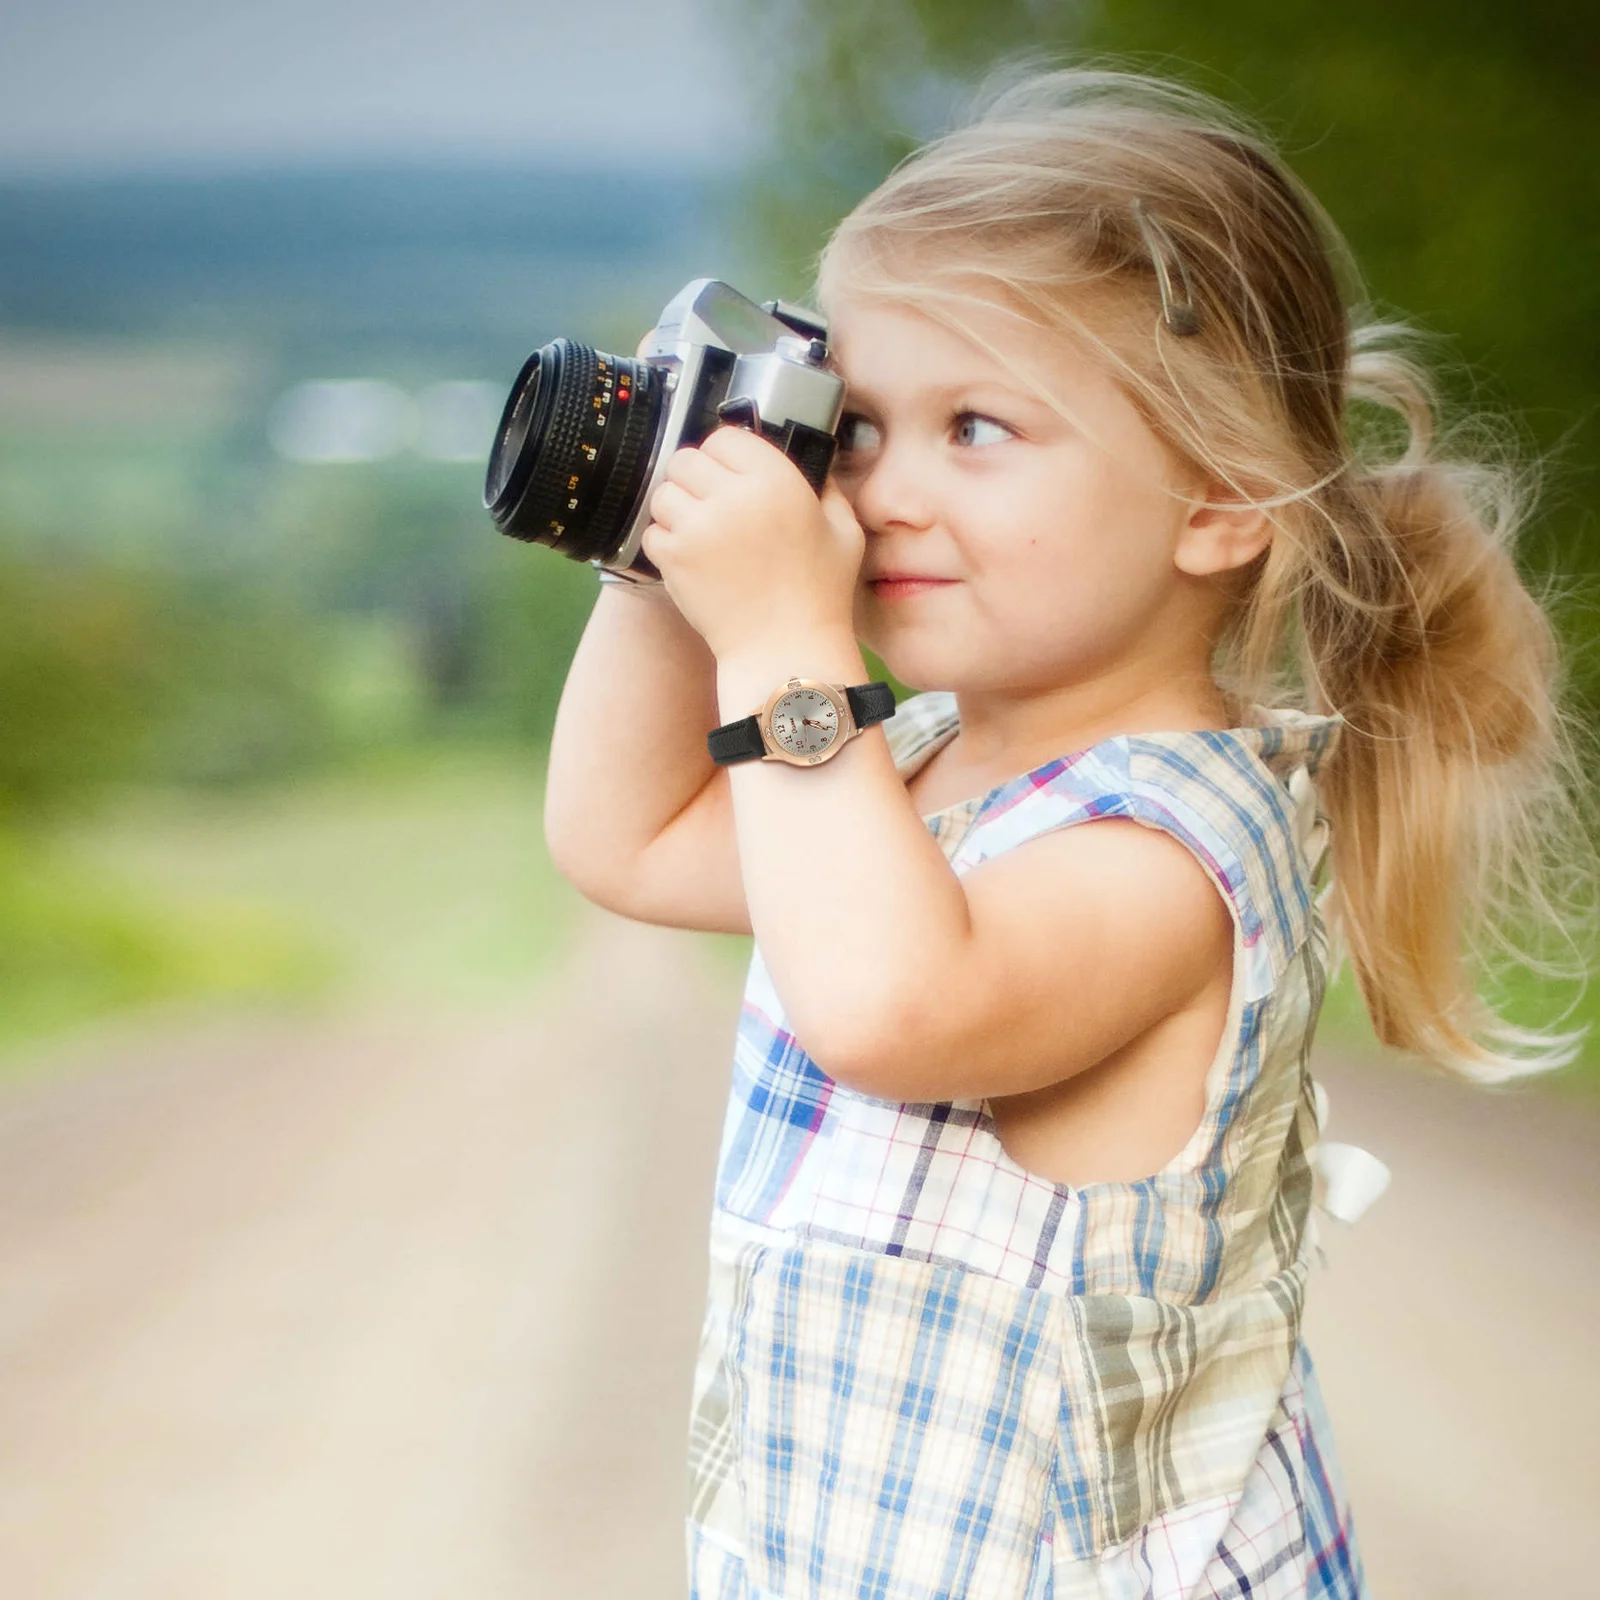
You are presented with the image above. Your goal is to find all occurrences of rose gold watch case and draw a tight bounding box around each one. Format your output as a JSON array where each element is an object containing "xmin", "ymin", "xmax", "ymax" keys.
[{"xmin": 756, "ymin": 677, "xmax": 857, "ymax": 767}]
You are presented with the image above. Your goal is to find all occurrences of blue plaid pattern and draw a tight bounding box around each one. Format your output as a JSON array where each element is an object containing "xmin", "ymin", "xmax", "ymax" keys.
[{"xmin": 686, "ymin": 692, "xmax": 1368, "ymax": 1598}]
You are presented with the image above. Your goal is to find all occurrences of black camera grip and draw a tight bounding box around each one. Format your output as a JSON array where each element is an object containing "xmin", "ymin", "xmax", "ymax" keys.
[
  {"xmin": 715, "ymin": 398, "xmax": 838, "ymax": 496},
  {"xmin": 777, "ymin": 421, "xmax": 839, "ymax": 494}
]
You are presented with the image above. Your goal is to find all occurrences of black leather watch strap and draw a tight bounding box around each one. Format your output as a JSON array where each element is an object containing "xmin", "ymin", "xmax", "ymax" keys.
[
  {"xmin": 706, "ymin": 681, "xmax": 897, "ymax": 766},
  {"xmin": 845, "ymin": 681, "xmax": 897, "ymax": 732},
  {"xmin": 707, "ymin": 714, "xmax": 767, "ymax": 765}
]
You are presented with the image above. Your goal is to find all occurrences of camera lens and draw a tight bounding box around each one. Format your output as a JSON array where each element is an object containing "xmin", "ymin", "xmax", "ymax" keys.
[{"xmin": 483, "ymin": 337, "xmax": 667, "ymax": 564}]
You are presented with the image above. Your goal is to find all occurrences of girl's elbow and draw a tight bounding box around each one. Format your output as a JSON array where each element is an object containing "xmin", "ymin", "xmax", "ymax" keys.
[
  {"xmin": 795, "ymin": 1007, "xmax": 904, "ymax": 1099},
  {"xmin": 543, "ymin": 827, "xmax": 634, "ymax": 916},
  {"xmin": 808, "ymin": 1013, "xmax": 956, "ymax": 1103}
]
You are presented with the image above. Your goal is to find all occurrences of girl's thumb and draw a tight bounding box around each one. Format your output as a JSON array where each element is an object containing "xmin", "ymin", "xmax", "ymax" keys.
[{"xmin": 820, "ymin": 477, "xmax": 863, "ymax": 538}]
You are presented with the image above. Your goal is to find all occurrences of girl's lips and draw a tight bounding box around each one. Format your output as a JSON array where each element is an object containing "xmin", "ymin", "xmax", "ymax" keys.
[{"xmin": 869, "ymin": 577, "xmax": 956, "ymax": 599}]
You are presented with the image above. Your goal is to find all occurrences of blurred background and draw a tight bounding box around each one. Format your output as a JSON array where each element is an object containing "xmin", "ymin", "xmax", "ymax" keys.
[{"xmin": 0, "ymin": 2, "xmax": 1594, "ymax": 1596}]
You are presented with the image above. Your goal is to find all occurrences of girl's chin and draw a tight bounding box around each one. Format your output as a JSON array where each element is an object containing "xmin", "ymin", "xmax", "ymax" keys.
[{"xmin": 862, "ymin": 639, "xmax": 950, "ymax": 689}]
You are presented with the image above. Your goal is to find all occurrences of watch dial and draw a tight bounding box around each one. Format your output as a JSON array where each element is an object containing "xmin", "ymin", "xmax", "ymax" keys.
[{"xmin": 770, "ymin": 688, "xmax": 840, "ymax": 758}]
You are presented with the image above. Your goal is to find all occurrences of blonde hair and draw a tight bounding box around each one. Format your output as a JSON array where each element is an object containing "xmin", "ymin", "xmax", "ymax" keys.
[{"xmin": 812, "ymin": 62, "xmax": 1599, "ymax": 1083}]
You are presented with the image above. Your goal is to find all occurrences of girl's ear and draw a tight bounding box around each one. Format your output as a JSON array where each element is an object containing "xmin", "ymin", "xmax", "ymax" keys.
[{"xmin": 1173, "ymin": 485, "xmax": 1271, "ymax": 578}]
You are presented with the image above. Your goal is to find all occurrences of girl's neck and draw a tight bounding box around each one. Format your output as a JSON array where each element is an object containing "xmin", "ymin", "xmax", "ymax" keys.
[{"xmin": 946, "ymin": 663, "xmax": 1237, "ymax": 775}]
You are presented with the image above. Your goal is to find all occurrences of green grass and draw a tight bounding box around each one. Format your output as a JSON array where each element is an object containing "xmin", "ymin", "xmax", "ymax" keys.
[
  {"xmin": 0, "ymin": 834, "xmax": 334, "ymax": 1054},
  {"xmin": 0, "ymin": 745, "xmax": 584, "ymax": 1071}
]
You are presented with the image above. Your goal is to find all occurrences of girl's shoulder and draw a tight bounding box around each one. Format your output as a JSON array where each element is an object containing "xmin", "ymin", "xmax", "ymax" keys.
[{"xmin": 888, "ymin": 688, "xmax": 1344, "ymax": 999}]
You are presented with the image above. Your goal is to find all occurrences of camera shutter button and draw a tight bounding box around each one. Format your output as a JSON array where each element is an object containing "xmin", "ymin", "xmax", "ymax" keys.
[{"xmin": 772, "ymin": 333, "xmax": 828, "ymax": 367}]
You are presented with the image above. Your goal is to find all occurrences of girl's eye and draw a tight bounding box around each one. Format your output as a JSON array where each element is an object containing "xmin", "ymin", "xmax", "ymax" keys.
[
  {"xmin": 837, "ymin": 413, "xmax": 881, "ymax": 454},
  {"xmin": 835, "ymin": 411, "xmax": 1012, "ymax": 455},
  {"xmin": 953, "ymin": 412, "xmax": 1013, "ymax": 447}
]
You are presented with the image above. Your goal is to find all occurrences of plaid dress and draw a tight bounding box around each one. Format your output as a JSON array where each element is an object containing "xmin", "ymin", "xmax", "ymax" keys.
[{"xmin": 685, "ymin": 690, "xmax": 1369, "ymax": 1599}]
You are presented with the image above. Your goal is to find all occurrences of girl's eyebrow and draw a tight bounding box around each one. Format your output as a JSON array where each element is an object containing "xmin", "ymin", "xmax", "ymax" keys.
[{"xmin": 838, "ymin": 377, "xmax": 1046, "ymax": 409}]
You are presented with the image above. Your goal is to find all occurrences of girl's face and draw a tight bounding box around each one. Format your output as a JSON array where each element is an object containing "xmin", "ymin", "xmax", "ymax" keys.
[{"xmin": 828, "ymin": 292, "xmax": 1208, "ymax": 695}]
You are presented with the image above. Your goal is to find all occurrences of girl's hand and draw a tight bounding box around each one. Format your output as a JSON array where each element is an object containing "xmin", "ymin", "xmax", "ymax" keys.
[{"xmin": 640, "ymin": 425, "xmax": 864, "ymax": 661}]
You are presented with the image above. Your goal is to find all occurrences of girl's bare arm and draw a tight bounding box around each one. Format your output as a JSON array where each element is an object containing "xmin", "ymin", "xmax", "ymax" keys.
[
  {"xmin": 713, "ymin": 628, "xmax": 1232, "ymax": 1103},
  {"xmin": 542, "ymin": 581, "xmax": 751, "ymax": 933}
]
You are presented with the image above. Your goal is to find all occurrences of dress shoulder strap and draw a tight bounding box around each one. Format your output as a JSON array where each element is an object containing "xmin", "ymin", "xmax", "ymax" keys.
[{"xmin": 883, "ymin": 689, "xmax": 960, "ymax": 777}]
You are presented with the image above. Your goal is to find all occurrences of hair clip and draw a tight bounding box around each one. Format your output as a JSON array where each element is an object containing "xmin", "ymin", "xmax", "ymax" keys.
[{"xmin": 1132, "ymin": 200, "xmax": 1201, "ymax": 337}]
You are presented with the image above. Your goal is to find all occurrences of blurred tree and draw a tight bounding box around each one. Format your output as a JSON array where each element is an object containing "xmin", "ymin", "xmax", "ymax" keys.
[
  {"xmin": 467, "ymin": 542, "xmax": 605, "ymax": 743},
  {"xmin": 0, "ymin": 550, "xmax": 334, "ymax": 818},
  {"xmin": 723, "ymin": 0, "xmax": 1599, "ymax": 682}
]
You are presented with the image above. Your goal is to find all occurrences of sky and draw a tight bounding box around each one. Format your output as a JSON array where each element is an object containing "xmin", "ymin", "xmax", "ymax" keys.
[{"xmin": 0, "ymin": 0, "xmax": 752, "ymax": 174}]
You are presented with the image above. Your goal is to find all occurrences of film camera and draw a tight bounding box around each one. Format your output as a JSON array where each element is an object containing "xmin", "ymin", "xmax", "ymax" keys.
[{"xmin": 483, "ymin": 279, "xmax": 848, "ymax": 586}]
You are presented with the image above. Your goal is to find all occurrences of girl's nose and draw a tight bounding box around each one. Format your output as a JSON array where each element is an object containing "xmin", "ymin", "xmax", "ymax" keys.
[{"xmin": 848, "ymin": 440, "xmax": 938, "ymax": 534}]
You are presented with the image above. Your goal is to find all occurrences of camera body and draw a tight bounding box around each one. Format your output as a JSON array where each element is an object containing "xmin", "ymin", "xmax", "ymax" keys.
[{"xmin": 483, "ymin": 279, "xmax": 847, "ymax": 585}]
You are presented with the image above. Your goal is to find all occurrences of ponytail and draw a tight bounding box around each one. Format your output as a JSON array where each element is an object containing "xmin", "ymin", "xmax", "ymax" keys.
[{"xmin": 1299, "ymin": 330, "xmax": 1597, "ymax": 1082}]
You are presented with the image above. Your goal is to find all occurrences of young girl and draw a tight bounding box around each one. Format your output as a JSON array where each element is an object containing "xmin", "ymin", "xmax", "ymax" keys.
[{"xmin": 543, "ymin": 65, "xmax": 1594, "ymax": 1600}]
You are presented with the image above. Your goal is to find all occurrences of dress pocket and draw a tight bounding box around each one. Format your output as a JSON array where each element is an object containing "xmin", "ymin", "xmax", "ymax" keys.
[{"xmin": 730, "ymin": 1233, "xmax": 1060, "ymax": 1600}]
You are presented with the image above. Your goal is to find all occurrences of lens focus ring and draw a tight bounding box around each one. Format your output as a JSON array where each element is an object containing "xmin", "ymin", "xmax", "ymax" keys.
[
  {"xmin": 507, "ymin": 339, "xmax": 598, "ymax": 544},
  {"xmin": 484, "ymin": 338, "xmax": 665, "ymax": 565}
]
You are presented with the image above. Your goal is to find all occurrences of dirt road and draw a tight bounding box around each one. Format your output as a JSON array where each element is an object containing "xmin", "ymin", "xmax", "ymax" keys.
[{"xmin": 0, "ymin": 904, "xmax": 1595, "ymax": 1597}]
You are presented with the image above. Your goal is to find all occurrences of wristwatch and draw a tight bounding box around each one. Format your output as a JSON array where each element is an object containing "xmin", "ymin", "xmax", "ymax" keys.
[{"xmin": 708, "ymin": 678, "xmax": 896, "ymax": 767}]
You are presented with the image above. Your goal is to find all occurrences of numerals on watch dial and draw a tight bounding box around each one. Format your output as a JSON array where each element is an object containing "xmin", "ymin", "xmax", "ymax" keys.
[{"xmin": 770, "ymin": 688, "xmax": 840, "ymax": 758}]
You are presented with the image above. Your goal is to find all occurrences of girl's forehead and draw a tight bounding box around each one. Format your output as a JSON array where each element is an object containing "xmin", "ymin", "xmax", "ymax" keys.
[
  {"xmin": 825, "ymin": 295, "xmax": 1090, "ymax": 403},
  {"xmin": 828, "ymin": 295, "xmax": 1023, "ymax": 360}
]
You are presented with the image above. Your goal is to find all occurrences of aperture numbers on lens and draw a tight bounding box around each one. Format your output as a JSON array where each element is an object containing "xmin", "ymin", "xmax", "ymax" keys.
[{"xmin": 592, "ymin": 359, "xmax": 616, "ymax": 429}]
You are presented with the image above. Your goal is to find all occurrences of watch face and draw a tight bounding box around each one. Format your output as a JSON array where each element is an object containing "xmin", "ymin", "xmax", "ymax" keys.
[{"xmin": 769, "ymin": 687, "xmax": 841, "ymax": 759}]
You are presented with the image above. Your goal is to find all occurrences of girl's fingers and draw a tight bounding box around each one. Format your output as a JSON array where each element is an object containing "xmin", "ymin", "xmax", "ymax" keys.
[
  {"xmin": 821, "ymin": 477, "xmax": 865, "ymax": 540},
  {"xmin": 648, "ymin": 477, "xmax": 694, "ymax": 528},
  {"xmin": 700, "ymin": 422, "xmax": 777, "ymax": 470},
  {"xmin": 639, "ymin": 520, "xmax": 669, "ymax": 571},
  {"xmin": 662, "ymin": 445, "xmax": 734, "ymax": 498}
]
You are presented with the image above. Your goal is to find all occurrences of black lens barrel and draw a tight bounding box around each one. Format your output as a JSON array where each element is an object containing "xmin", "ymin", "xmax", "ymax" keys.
[{"xmin": 483, "ymin": 337, "xmax": 665, "ymax": 564}]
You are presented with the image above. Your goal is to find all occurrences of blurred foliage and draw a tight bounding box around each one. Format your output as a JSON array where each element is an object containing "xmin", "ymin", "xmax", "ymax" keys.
[
  {"xmin": 0, "ymin": 547, "xmax": 335, "ymax": 819},
  {"xmin": 0, "ymin": 451, "xmax": 602, "ymax": 803},
  {"xmin": 244, "ymin": 460, "xmax": 603, "ymax": 745},
  {"xmin": 470, "ymin": 543, "xmax": 608, "ymax": 740},
  {"xmin": 0, "ymin": 453, "xmax": 598, "ymax": 1049}
]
